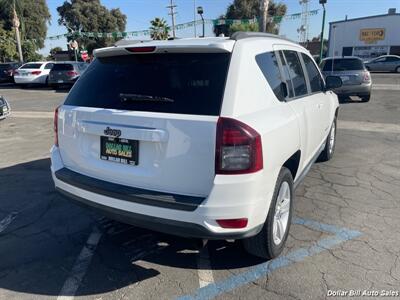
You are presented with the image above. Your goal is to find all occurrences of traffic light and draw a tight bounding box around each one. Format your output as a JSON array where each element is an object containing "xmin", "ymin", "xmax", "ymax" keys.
[{"xmin": 319, "ymin": 0, "xmax": 327, "ymax": 4}]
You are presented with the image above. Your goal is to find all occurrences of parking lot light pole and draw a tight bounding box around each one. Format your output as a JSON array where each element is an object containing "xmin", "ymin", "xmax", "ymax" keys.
[
  {"xmin": 197, "ymin": 6, "xmax": 205, "ymax": 38},
  {"xmin": 319, "ymin": 0, "xmax": 327, "ymax": 62}
]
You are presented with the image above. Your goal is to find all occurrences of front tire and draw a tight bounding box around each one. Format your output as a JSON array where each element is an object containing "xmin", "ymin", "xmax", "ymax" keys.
[
  {"xmin": 318, "ymin": 117, "xmax": 337, "ymax": 162},
  {"xmin": 243, "ymin": 167, "xmax": 294, "ymax": 259},
  {"xmin": 395, "ymin": 66, "xmax": 400, "ymax": 73}
]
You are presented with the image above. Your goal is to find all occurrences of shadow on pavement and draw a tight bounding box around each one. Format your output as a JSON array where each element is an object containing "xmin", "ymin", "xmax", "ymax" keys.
[{"xmin": 0, "ymin": 158, "xmax": 263, "ymax": 297}]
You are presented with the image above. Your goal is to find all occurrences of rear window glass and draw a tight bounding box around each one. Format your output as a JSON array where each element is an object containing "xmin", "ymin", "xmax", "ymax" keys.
[
  {"xmin": 321, "ymin": 59, "xmax": 364, "ymax": 71},
  {"xmin": 64, "ymin": 53, "xmax": 231, "ymax": 116},
  {"xmin": 21, "ymin": 63, "xmax": 42, "ymax": 69},
  {"xmin": 52, "ymin": 64, "xmax": 74, "ymax": 71}
]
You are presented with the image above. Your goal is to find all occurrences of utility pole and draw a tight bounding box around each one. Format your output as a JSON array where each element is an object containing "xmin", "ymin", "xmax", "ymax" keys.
[
  {"xmin": 259, "ymin": 0, "xmax": 269, "ymax": 33},
  {"xmin": 167, "ymin": 0, "xmax": 177, "ymax": 38},
  {"xmin": 12, "ymin": 0, "xmax": 23, "ymax": 62},
  {"xmin": 319, "ymin": 0, "xmax": 327, "ymax": 62},
  {"xmin": 193, "ymin": 0, "xmax": 197, "ymax": 37}
]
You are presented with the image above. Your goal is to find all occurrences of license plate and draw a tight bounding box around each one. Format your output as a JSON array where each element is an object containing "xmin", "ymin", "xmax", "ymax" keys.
[
  {"xmin": 58, "ymin": 80, "xmax": 64, "ymax": 83},
  {"xmin": 100, "ymin": 136, "xmax": 139, "ymax": 165},
  {"xmin": 340, "ymin": 76, "xmax": 350, "ymax": 82}
]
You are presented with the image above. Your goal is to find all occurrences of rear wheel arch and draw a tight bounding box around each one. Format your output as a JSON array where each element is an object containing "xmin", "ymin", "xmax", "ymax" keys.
[{"xmin": 282, "ymin": 150, "xmax": 301, "ymax": 181}]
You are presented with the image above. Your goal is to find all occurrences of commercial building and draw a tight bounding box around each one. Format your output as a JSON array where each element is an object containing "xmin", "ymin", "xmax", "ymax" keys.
[{"xmin": 328, "ymin": 8, "xmax": 400, "ymax": 59}]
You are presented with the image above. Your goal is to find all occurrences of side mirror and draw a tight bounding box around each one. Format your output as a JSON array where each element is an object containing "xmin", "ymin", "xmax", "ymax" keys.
[{"xmin": 325, "ymin": 76, "xmax": 342, "ymax": 91}]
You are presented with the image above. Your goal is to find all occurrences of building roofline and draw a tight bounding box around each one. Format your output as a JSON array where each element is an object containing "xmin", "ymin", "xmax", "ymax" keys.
[{"xmin": 329, "ymin": 13, "xmax": 400, "ymax": 25}]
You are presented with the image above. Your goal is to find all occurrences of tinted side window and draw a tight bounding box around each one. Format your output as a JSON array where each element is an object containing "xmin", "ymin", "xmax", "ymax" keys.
[
  {"xmin": 45, "ymin": 63, "xmax": 54, "ymax": 69},
  {"xmin": 278, "ymin": 51, "xmax": 294, "ymax": 98},
  {"xmin": 255, "ymin": 52, "xmax": 285, "ymax": 101},
  {"xmin": 301, "ymin": 53, "xmax": 324, "ymax": 93},
  {"xmin": 282, "ymin": 50, "xmax": 308, "ymax": 97}
]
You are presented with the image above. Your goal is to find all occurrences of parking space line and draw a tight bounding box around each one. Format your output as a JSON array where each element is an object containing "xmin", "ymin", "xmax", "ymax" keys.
[
  {"xmin": 177, "ymin": 218, "xmax": 362, "ymax": 300},
  {"xmin": 338, "ymin": 120, "xmax": 400, "ymax": 134},
  {"xmin": 197, "ymin": 245, "xmax": 215, "ymax": 288},
  {"xmin": 57, "ymin": 226, "xmax": 102, "ymax": 300},
  {"xmin": 372, "ymin": 84, "xmax": 400, "ymax": 91},
  {"xmin": 0, "ymin": 212, "xmax": 18, "ymax": 233},
  {"xmin": 11, "ymin": 111, "xmax": 54, "ymax": 119}
]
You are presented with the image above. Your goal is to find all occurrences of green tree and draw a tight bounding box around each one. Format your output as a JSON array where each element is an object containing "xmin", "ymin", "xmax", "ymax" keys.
[
  {"xmin": 47, "ymin": 46, "xmax": 63, "ymax": 60},
  {"xmin": 0, "ymin": 23, "xmax": 17, "ymax": 61},
  {"xmin": 22, "ymin": 40, "xmax": 43, "ymax": 61},
  {"xmin": 229, "ymin": 22, "xmax": 259, "ymax": 35},
  {"xmin": 57, "ymin": 0, "xmax": 127, "ymax": 54},
  {"xmin": 150, "ymin": 17, "xmax": 169, "ymax": 40},
  {"xmin": 0, "ymin": 0, "xmax": 50, "ymax": 48},
  {"xmin": 215, "ymin": 0, "xmax": 286, "ymax": 36}
]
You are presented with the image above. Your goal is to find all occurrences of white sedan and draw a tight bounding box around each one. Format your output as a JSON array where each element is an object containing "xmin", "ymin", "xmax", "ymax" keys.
[{"xmin": 14, "ymin": 62, "xmax": 54, "ymax": 86}]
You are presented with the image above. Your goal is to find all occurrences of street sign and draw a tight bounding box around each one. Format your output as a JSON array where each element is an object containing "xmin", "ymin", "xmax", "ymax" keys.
[
  {"xmin": 81, "ymin": 52, "xmax": 88, "ymax": 61},
  {"xmin": 69, "ymin": 40, "xmax": 78, "ymax": 50}
]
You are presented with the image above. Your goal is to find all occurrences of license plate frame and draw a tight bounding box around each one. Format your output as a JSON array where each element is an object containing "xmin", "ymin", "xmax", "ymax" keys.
[
  {"xmin": 340, "ymin": 76, "xmax": 350, "ymax": 82},
  {"xmin": 100, "ymin": 136, "xmax": 139, "ymax": 165}
]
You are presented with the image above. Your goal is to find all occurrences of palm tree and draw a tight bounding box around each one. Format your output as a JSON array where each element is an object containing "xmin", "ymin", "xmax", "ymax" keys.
[
  {"xmin": 150, "ymin": 17, "xmax": 169, "ymax": 40},
  {"xmin": 0, "ymin": 0, "xmax": 23, "ymax": 61}
]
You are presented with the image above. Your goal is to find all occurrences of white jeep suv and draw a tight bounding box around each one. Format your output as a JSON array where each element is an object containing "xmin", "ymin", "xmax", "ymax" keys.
[{"xmin": 51, "ymin": 32, "xmax": 341, "ymax": 259}]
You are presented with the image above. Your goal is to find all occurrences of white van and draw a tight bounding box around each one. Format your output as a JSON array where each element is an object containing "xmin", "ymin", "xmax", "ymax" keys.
[{"xmin": 51, "ymin": 32, "xmax": 341, "ymax": 259}]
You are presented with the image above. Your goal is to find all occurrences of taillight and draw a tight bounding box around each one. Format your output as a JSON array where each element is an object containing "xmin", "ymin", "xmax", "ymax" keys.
[
  {"xmin": 125, "ymin": 46, "xmax": 156, "ymax": 53},
  {"xmin": 217, "ymin": 218, "xmax": 248, "ymax": 229},
  {"xmin": 66, "ymin": 71, "xmax": 78, "ymax": 77},
  {"xmin": 31, "ymin": 71, "xmax": 41, "ymax": 75},
  {"xmin": 215, "ymin": 117, "xmax": 263, "ymax": 175},
  {"xmin": 363, "ymin": 72, "xmax": 371, "ymax": 83},
  {"xmin": 54, "ymin": 106, "xmax": 59, "ymax": 147}
]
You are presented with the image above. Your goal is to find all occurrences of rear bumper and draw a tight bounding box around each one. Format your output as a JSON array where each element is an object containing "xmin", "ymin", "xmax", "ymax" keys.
[
  {"xmin": 51, "ymin": 146, "xmax": 273, "ymax": 240},
  {"xmin": 57, "ymin": 187, "xmax": 263, "ymax": 239},
  {"xmin": 14, "ymin": 76, "xmax": 43, "ymax": 84},
  {"xmin": 333, "ymin": 83, "xmax": 371, "ymax": 96},
  {"xmin": 48, "ymin": 78, "xmax": 76, "ymax": 85}
]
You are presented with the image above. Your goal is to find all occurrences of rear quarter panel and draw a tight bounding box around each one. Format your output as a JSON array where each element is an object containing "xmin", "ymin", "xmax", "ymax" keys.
[{"xmin": 220, "ymin": 39, "xmax": 301, "ymax": 213}]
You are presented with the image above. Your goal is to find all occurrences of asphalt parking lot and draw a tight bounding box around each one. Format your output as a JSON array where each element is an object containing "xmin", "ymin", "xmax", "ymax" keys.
[{"xmin": 0, "ymin": 74, "xmax": 399, "ymax": 300}]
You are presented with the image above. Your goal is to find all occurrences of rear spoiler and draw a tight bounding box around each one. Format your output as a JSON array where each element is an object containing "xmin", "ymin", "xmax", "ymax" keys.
[{"xmin": 94, "ymin": 42, "xmax": 235, "ymax": 58}]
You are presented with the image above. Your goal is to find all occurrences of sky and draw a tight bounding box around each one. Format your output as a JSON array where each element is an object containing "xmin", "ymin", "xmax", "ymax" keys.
[{"xmin": 40, "ymin": 0, "xmax": 400, "ymax": 55}]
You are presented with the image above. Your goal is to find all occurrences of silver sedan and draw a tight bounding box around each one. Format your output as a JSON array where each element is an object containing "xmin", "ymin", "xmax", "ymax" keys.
[{"xmin": 365, "ymin": 55, "xmax": 400, "ymax": 73}]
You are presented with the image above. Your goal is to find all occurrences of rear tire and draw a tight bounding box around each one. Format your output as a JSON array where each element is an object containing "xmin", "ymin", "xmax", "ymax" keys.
[
  {"xmin": 396, "ymin": 66, "xmax": 400, "ymax": 73},
  {"xmin": 361, "ymin": 94, "xmax": 370, "ymax": 102},
  {"xmin": 243, "ymin": 167, "xmax": 293, "ymax": 259},
  {"xmin": 318, "ymin": 117, "xmax": 337, "ymax": 162}
]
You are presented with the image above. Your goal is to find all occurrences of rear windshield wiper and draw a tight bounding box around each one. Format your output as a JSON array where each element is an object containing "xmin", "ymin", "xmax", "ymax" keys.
[{"xmin": 119, "ymin": 93, "xmax": 174, "ymax": 103}]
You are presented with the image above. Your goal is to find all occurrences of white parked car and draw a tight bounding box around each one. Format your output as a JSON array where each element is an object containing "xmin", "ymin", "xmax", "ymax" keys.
[
  {"xmin": 51, "ymin": 33, "xmax": 341, "ymax": 259},
  {"xmin": 14, "ymin": 62, "xmax": 54, "ymax": 86}
]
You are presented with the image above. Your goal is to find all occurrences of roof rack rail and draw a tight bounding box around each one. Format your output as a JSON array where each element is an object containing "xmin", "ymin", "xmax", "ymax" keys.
[{"xmin": 230, "ymin": 31, "xmax": 296, "ymax": 43}]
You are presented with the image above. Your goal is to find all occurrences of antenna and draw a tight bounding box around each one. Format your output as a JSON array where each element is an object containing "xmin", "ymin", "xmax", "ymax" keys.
[
  {"xmin": 167, "ymin": 0, "xmax": 177, "ymax": 38},
  {"xmin": 298, "ymin": 0, "xmax": 310, "ymax": 44}
]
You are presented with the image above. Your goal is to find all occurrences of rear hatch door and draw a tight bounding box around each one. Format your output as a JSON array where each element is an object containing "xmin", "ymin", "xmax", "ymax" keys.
[
  {"xmin": 321, "ymin": 58, "xmax": 366, "ymax": 85},
  {"xmin": 50, "ymin": 63, "xmax": 75, "ymax": 82},
  {"xmin": 58, "ymin": 51, "xmax": 231, "ymax": 197}
]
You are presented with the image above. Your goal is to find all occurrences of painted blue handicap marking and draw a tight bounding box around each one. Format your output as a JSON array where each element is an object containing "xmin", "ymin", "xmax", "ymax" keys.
[{"xmin": 177, "ymin": 218, "xmax": 362, "ymax": 300}]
